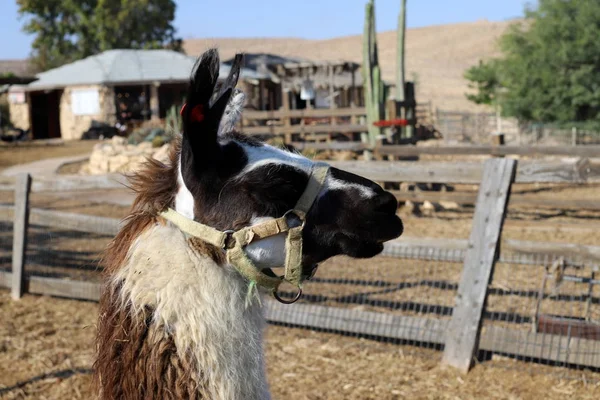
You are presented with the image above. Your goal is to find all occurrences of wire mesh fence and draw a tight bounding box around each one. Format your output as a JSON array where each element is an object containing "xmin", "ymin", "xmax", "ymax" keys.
[
  {"xmin": 518, "ymin": 125, "xmax": 600, "ymax": 146},
  {"xmin": 435, "ymin": 110, "xmax": 520, "ymax": 144},
  {"xmin": 24, "ymin": 225, "xmax": 106, "ymax": 283},
  {"xmin": 0, "ymin": 209, "xmax": 11, "ymax": 276},
  {"xmin": 266, "ymin": 249, "xmax": 464, "ymax": 358},
  {"xmin": 481, "ymin": 251, "xmax": 600, "ymax": 380},
  {"xmin": 435, "ymin": 110, "xmax": 600, "ymax": 146},
  {"xmin": 2, "ymin": 166, "xmax": 600, "ymax": 383},
  {"xmin": 20, "ymin": 192, "xmax": 115, "ymax": 286}
]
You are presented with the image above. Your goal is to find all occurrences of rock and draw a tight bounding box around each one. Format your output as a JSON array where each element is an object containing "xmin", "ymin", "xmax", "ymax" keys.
[
  {"xmin": 422, "ymin": 201, "xmax": 436, "ymax": 210},
  {"xmin": 81, "ymin": 139, "xmax": 172, "ymax": 175},
  {"xmin": 108, "ymin": 155, "xmax": 130, "ymax": 173},
  {"xmin": 111, "ymin": 136, "xmax": 127, "ymax": 146},
  {"xmin": 439, "ymin": 201, "xmax": 460, "ymax": 210},
  {"xmin": 137, "ymin": 142, "xmax": 153, "ymax": 150}
]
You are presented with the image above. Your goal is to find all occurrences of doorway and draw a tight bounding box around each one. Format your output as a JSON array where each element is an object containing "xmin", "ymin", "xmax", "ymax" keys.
[{"xmin": 30, "ymin": 90, "xmax": 62, "ymax": 139}]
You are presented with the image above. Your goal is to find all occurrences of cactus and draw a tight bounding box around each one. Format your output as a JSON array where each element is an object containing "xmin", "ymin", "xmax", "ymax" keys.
[
  {"xmin": 396, "ymin": 0, "xmax": 406, "ymax": 105},
  {"xmin": 362, "ymin": 0, "xmax": 385, "ymax": 146},
  {"xmin": 396, "ymin": 0, "xmax": 414, "ymax": 140}
]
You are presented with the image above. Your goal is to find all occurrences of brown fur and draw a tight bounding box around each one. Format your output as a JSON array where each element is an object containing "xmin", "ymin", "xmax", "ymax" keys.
[
  {"xmin": 93, "ymin": 137, "xmax": 218, "ymax": 399},
  {"xmin": 94, "ymin": 284, "xmax": 209, "ymax": 399}
]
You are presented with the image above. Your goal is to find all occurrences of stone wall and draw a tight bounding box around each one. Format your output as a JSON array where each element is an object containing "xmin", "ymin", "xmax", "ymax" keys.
[
  {"xmin": 7, "ymin": 98, "xmax": 30, "ymax": 131},
  {"xmin": 80, "ymin": 136, "xmax": 171, "ymax": 175},
  {"xmin": 59, "ymin": 85, "xmax": 116, "ymax": 140}
]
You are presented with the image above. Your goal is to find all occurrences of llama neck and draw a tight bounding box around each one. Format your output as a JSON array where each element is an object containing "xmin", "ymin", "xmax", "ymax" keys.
[{"xmin": 98, "ymin": 223, "xmax": 270, "ymax": 400}]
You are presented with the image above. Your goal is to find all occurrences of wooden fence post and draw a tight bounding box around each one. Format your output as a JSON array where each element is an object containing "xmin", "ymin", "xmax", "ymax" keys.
[
  {"xmin": 441, "ymin": 158, "xmax": 516, "ymax": 372},
  {"xmin": 11, "ymin": 173, "xmax": 31, "ymax": 300}
]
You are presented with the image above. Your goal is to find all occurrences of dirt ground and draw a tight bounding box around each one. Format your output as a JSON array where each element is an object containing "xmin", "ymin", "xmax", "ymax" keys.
[
  {"xmin": 0, "ymin": 141, "xmax": 99, "ymax": 173},
  {"xmin": 1, "ymin": 291, "xmax": 599, "ymax": 400}
]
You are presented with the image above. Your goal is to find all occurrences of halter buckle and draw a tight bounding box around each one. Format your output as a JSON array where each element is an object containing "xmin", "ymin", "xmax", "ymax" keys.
[{"xmin": 273, "ymin": 286, "xmax": 302, "ymax": 304}]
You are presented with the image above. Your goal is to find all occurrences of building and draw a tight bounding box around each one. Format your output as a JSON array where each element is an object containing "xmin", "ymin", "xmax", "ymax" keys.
[
  {"xmin": 8, "ymin": 49, "xmax": 271, "ymax": 140},
  {"xmin": 225, "ymin": 53, "xmax": 365, "ymax": 112}
]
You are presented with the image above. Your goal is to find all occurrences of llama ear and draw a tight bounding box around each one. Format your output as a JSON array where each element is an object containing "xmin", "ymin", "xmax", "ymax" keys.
[
  {"xmin": 180, "ymin": 48, "xmax": 223, "ymax": 175},
  {"xmin": 209, "ymin": 53, "xmax": 244, "ymax": 125},
  {"xmin": 218, "ymin": 89, "xmax": 246, "ymax": 136},
  {"xmin": 186, "ymin": 48, "xmax": 220, "ymax": 110}
]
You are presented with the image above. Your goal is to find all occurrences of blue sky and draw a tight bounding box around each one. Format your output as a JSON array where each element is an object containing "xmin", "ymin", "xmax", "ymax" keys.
[{"xmin": 0, "ymin": 0, "xmax": 531, "ymax": 59}]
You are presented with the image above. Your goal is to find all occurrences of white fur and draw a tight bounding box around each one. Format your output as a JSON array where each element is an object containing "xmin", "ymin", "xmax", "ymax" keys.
[
  {"xmin": 175, "ymin": 159, "xmax": 195, "ymax": 219},
  {"xmin": 114, "ymin": 224, "xmax": 270, "ymax": 400},
  {"xmin": 218, "ymin": 90, "xmax": 245, "ymax": 136},
  {"xmin": 324, "ymin": 176, "xmax": 376, "ymax": 199},
  {"xmin": 242, "ymin": 143, "xmax": 314, "ymax": 175},
  {"xmin": 242, "ymin": 142, "xmax": 375, "ymax": 199}
]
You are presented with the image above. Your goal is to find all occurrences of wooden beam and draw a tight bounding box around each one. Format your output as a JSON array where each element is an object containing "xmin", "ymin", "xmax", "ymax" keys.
[
  {"xmin": 378, "ymin": 144, "xmax": 600, "ymax": 158},
  {"xmin": 391, "ymin": 190, "xmax": 600, "ymax": 210},
  {"xmin": 0, "ymin": 271, "xmax": 102, "ymax": 301},
  {"xmin": 383, "ymin": 236, "xmax": 600, "ymax": 265},
  {"xmin": 0, "ymin": 205, "xmax": 121, "ymax": 236},
  {"xmin": 327, "ymin": 159, "xmax": 599, "ymax": 184},
  {"xmin": 504, "ymin": 239, "xmax": 600, "ymax": 264},
  {"xmin": 1, "ymin": 269, "xmax": 598, "ymax": 369},
  {"xmin": 11, "ymin": 173, "xmax": 31, "ymax": 300},
  {"xmin": 242, "ymin": 107, "xmax": 367, "ymax": 120},
  {"xmin": 242, "ymin": 123, "xmax": 367, "ymax": 136},
  {"xmin": 536, "ymin": 315, "xmax": 600, "ymax": 341},
  {"xmin": 150, "ymin": 83, "xmax": 160, "ymax": 121},
  {"xmin": 0, "ymin": 173, "xmax": 127, "ymax": 192},
  {"xmin": 505, "ymin": 219, "xmax": 600, "ymax": 232},
  {"xmin": 442, "ymin": 158, "xmax": 516, "ymax": 372},
  {"xmin": 2, "ymin": 160, "xmax": 596, "ymax": 192},
  {"xmin": 291, "ymin": 141, "xmax": 367, "ymax": 152},
  {"xmin": 264, "ymin": 300, "xmax": 446, "ymax": 345},
  {"xmin": 479, "ymin": 326, "xmax": 600, "ymax": 369},
  {"xmin": 285, "ymin": 141, "xmax": 600, "ymax": 158}
]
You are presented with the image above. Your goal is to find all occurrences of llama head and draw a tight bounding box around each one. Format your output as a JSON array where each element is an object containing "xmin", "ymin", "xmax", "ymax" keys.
[{"xmin": 177, "ymin": 48, "xmax": 403, "ymax": 276}]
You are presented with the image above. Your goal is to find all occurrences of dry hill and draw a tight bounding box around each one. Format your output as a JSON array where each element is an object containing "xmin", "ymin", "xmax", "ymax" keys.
[{"xmin": 184, "ymin": 19, "xmax": 515, "ymax": 111}]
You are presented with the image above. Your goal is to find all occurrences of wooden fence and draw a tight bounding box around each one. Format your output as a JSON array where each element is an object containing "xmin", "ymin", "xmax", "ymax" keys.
[
  {"xmin": 290, "ymin": 141, "xmax": 600, "ymax": 158},
  {"xmin": 239, "ymin": 103, "xmax": 434, "ymax": 141},
  {"xmin": 1, "ymin": 158, "xmax": 600, "ymax": 373}
]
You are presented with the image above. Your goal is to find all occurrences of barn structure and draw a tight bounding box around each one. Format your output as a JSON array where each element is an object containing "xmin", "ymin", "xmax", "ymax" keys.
[
  {"xmin": 7, "ymin": 50, "xmax": 377, "ymax": 141},
  {"xmin": 7, "ymin": 49, "xmax": 271, "ymax": 140},
  {"xmin": 224, "ymin": 53, "xmax": 367, "ymax": 112}
]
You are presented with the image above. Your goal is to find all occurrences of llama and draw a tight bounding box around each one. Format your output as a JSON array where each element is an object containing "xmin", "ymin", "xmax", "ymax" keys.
[{"xmin": 93, "ymin": 49, "xmax": 404, "ymax": 400}]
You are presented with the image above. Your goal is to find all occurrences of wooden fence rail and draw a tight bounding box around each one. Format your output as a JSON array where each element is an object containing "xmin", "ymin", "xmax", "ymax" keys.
[
  {"xmin": 328, "ymin": 159, "xmax": 599, "ymax": 184},
  {"xmin": 1, "ymin": 159, "xmax": 597, "ymax": 193},
  {"xmin": 290, "ymin": 142, "xmax": 600, "ymax": 158},
  {"xmin": 2, "ymin": 159, "xmax": 600, "ymax": 373}
]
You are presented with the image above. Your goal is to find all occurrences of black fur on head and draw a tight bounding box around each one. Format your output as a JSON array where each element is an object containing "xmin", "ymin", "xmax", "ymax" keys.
[{"xmin": 177, "ymin": 48, "xmax": 403, "ymax": 273}]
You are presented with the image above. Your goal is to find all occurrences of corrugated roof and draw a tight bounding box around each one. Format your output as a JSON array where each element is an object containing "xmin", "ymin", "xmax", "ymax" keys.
[{"xmin": 25, "ymin": 49, "xmax": 269, "ymax": 91}]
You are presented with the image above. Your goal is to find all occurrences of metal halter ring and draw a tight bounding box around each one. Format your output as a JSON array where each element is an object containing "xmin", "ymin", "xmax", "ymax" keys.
[
  {"xmin": 273, "ymin": 286, "xmax": 303, "ymax": 304},
  {"xmin": 223, "ymin": 230, "xmax": 235, "ymax": 250}
]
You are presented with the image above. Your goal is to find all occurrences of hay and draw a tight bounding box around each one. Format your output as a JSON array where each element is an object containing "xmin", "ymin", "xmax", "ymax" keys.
[{"xmin": 1, "ymin": 291, "xmax": 600, "ymax": 400}]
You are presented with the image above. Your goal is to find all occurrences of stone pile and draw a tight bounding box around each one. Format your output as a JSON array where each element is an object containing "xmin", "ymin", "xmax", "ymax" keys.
[{"xmin": 80, "ymin": 136, "xmax": 171, "ymax": 175}]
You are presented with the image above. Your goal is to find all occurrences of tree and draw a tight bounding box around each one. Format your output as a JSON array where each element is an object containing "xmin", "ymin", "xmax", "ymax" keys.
[
  {"xmin": 464, "ymin": 60, "xmax": 501, "ymax": 107},
  {"xmin": 17, "ymin": 0, "xmax": 182, "ymax": 72},
  {"xmin": 465, "ymin": 0, "xmax": 600, "ymax": 125}
]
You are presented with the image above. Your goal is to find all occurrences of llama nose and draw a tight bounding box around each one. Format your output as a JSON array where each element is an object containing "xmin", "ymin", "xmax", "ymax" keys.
[{"xmin": 375, "ymin": 191, "xmax": 398, "ymax": 214}]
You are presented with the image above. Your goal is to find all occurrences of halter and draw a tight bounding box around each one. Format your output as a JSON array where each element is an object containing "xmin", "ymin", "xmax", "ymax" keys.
[{"xmin": 159, "ymin": 163, "xmax": 330, "ymax": 305}]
